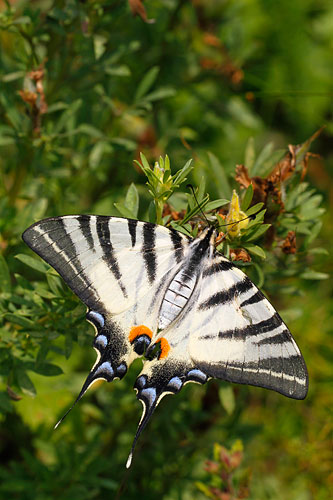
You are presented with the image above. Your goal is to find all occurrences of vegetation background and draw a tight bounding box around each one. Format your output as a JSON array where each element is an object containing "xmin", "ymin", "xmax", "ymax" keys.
[{"xmin": 0, "ymin": 0, "xmax": 332, "ymax": 499}]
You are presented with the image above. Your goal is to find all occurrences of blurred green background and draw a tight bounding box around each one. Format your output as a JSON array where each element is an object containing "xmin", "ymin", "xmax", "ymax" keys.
[{"xmin": 0, "ymin": 1, "xmax": 332, "ymax": 499}]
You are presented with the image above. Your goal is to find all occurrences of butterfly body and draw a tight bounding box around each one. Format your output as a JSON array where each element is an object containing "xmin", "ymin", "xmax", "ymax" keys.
[{"xmin": 22, "ymin": 215, "xmax": 308, "ymax": 467}]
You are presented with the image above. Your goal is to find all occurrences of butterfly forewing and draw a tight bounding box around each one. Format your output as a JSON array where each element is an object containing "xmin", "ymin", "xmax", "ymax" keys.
[
  {"xmin": 22, "ymin": 215, "xmax": 191, "ymax": 407},
  {"xmin": 22, "ymin": 216, "xmax": 189, "ymax": 314}
]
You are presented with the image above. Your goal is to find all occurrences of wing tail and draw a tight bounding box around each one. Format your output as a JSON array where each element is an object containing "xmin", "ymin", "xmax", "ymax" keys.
[
  {"xmin": 126, "ymin": 386, "xmax": 160, "ymax": 469},
  {"xmin": 54, "ymin": 370, "xmax": 98, "ymax": 429}
]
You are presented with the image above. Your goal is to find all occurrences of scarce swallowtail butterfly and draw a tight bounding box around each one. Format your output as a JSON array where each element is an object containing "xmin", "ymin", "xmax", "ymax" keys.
[{"xmin": 22, "ymin": 215, "xmax": 308, "ymax": 467}]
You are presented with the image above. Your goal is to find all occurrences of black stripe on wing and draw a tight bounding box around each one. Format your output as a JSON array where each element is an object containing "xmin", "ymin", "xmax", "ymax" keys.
[
  {"xmin": 128, "ymin": 219, "xmax": 138, "ymax": 247},
  {"xmin": 198, "ymin": 313, "xmax": 283, "ymax": 341},
  {"xmin": 240, "ymin": 289, "xmax": 265, "ymax": 307},
  {"xmin": 199, "ymin": 276, "xmax": 253, "ymax": 310},
  {"xmin": 169, "ymin": 228, "xmax": 186, "ymax": 263},
  {"xmin": 96, "ymin": 216, "xmax": 128, "ymax": 298},
  {"xmin": 142, "ymin": 222, "xmax": 157, "ymax": 284},
  {"xmin": 203, "ymin": 259, "xmax": 234, "ymax": 277},
  {"xmin": 258, "ymin": 331, "xmax": 289, "ymax": 345},
  {"xmin": 78, "ymin": 215, "xmax": 95, "ymax": 250},
  {"xmin": 22, "ymin": 217, "xmax": 102, "ymax": 311},
  {"xmin": 193, "ymin": 311, "xmax": 308, "ymax": 400},
  {"xmin": 196, "ymin": 351, "xmax": 308, "ymax": 400}
]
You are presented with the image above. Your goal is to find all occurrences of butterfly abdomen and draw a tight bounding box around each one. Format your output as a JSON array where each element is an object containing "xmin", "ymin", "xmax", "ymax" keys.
[
  {"xmin": 158, "ymin": 229, "xmax": 216, "ymax": 330},
  {"xmin": 159, "ymin": 269, "xmax": 197, "ymax": 330}
]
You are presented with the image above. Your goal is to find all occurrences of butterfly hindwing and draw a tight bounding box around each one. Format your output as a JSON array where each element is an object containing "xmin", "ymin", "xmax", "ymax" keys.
[{"xmin": 189, "ymin": 253, "xmax": 308, "ymax": 399}]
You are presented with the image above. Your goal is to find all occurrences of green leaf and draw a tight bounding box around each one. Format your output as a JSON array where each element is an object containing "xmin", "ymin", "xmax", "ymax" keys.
[
  {"xmin": 110, "ymin": 137, "xmax": 137, "ymax": 150},
  {"xmin": 125, "ymin": 183, "xmax": 139, "ymax": 218},
  {"xmin": 5, "ymin": 313, "xmax": 36, "ymax": 328},
  {"xmin": 219, "ymin": 386, "xmax": 235, "ymax": 415},
  {"xmin": 302, "ymin": 221, "xmax": 322, "ymax": 245},
  {"xmin": 228, "ymin": 97, "xmax": 261, "ymax": 128},
  {"xmin": 241, "ymin": 184, "xmax": 253, "ymax": 211},
  {"xmin": 300, "ymin": 270, "xmax": 329, "ymax": 280},
  {"xmin": 308, "ymin": 248, "xmax": 329, "ymax": 256},
  {"xmin": 172, "ymin": 159, "xmax": 193, "ymax": 187},
  {"xmin": 0, "ymin": 136, "xmax": 15, "ymax": 146},
  {"xmin": 139, "ymin": 152, "xmax": 151, "ymax": 171},
  {"xmin": 12, "ymin": 16, "xmax": 31, "ymax": 25},
  {"xmin": 36, "ymin": 342, "xmax": 49, "ymax": 365},
  {"xmin": 246, "ymin": 203, "xmax": 264, "ymax": 216},
  {"xmin": 181, "ymin": 194, "xmax": 210, "ymax": 225},
  {"xmin": 54, "ymin": 99, "xmax": 82, "ymax": 133},
  {"xmin": 251, "ymin": 141, "xmax": 274, "ymax": 176},
  {"xmin": 114, "ymin": 203, "xmax": 137, "ymax": 219},
  {"xmin": 135, "ymin": 66, "xmax": 159, "ymax": 101},
  {"xmin": 244, "ymin": 136, "xmax": 256, "ymax": 171},
  {"xmin": 251, "ymin": 262, "xmax": 265, "ymax": 288},
  {"xmin": 89, "ymin": 141, "xmax": 112, "ymax": 169},
  {"xmin": 1, "ymin": 71, "xmax": 26, "ymax": 82},
  {"xmin": 279, "ymin": 308, "xmax": 303, "ymax": 322},
  {"xmin": 204, "ymin": 199, "xmax": 229, "ymax": 211},
  {"xmin": 148, "ymin": 201, "xmax": 157, "ymax": 223},
  {"xmin": 16, "ymin": 370, "xmax": 36, "ymax": 397},
  {"xmin": 207, "ymin": 152, "xmax": 231, "ymax": 198},
  {"xmin": 15, "ymin": 254, "xmax": 49, "ymax": 273},
  {"xmin": 46, "ymin": 271, "xmax": 64, "ymax": 296},
  {"xmin": 28, "ymin": 330, "xmax": 48, "ymax": 339},
  {"xmin": 65, "ymin": 334, "xmax": 73, "ymax": 359},
  {"xmin": 105, "ymin": 65, "xmax": 131, "ymax": 77},
  {"xmin": 243, "ymin": 243, "xmax": 266, "ymax": 259},
  {"xmin": 0, "ymin": 254, "xmax": 11, "ymax": 292},
  {"xmin": 196, "ymin": 482, "xmax": 215, "ymax": 498},
  {"xmin": 78, "ymin": 124, "xmax": 105, "ymax": 139},
  {"xmin": 32, "ymin": 363, "xmax": 63, "ymax": 376},
  {"xmin": 143, "ymin": 87, "xmax": 176, "ymax": 102},
  {"xmin": 93, "ymin": 34, "xmax": 107, "ymax": 60},
  {"xmin": 242, "ymin": 224, "xmax": 271, "ymax": 242},
  {"xmin": 169, "ymin": 221, "xmax": 192, "ymax": 237},
  {"xmin": 0, "ymin": 392, "xmax": 13, "ymax": 413}
]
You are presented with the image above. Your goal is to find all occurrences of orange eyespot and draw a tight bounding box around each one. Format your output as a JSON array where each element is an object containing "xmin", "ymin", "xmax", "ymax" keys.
[
  {"xmin": 159, "ymin": 338, "xmax": 170, "ymax": 359},
  {"xmin": 129, "ymin": 325, "xmax": 153, "ymax": 343}
]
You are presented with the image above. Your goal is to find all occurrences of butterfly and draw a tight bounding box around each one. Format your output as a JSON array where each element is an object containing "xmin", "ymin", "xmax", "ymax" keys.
[{"xmin": 22, "ymin": 215, "xmax": 308, "ymax": 467}]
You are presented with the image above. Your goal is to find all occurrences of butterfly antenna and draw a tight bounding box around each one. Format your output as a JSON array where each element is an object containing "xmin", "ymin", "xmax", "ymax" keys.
[
  {"xmin": 186, "ymin": 184, "xmax": 210, "ymax": 226},
  {"xmin": 216, "ymin": 214, "xmax": 255, "ymax": 231}
]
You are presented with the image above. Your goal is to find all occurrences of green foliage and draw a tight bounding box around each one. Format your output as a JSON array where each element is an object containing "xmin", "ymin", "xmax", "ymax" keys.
[
  {"xmin": 196, "ymin": 441, "xmax": 251, "ymax": 500},
  {"xmin": 135, "ymin": 153, "xmax": 193, "ymax": 224},
  {"xmin": 0, "ymin": 0, "xmax": 332, "ymax": 499}
]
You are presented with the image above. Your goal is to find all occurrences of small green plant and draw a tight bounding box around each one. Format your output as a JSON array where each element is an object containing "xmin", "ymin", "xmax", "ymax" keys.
[{"xmin": 196, "ymin": 441, "xmax": 251, "ymax": 500}]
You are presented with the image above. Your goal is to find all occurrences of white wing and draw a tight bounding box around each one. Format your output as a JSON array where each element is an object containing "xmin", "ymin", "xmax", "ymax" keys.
[
  {"xmin": 188, "ymin": 254, "xmax": 308, "ymax": 399},
  {"xmin": 23, "ymin": 215, "xmax": 191, "ymax": 418},
  {"xmin": 23, "ymin": 215, "xmax": 189, "ymax": 314},
  {"xmin": 126, "ymin": 231, "xmax": 308, "ymax": 466}
]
